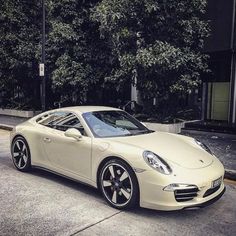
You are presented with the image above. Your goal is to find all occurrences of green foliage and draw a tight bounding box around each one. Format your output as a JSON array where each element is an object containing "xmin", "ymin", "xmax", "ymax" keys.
[
  {"xmin": 0, "ymin": 0, "xmax": 210, "ymax": 109},
  {"xmin": 46, "ymin": 0, "xmax": 112, "ymax": 105},
  {"xmin": 0, "ymin": 0, "xmax": 41, "ymax": 109},
  {"xmin": 93, "ymin": 0, "xmax": 210, "ymax": 102}
]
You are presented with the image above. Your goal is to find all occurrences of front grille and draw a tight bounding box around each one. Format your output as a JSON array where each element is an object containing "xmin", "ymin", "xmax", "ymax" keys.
[
  {"xmin": 174, "ymin": 187, "xmax": 199, "ymax": 202},
  {"xmin": 203, "ymin": 185, "xmax": 221, "ymax": 198}
]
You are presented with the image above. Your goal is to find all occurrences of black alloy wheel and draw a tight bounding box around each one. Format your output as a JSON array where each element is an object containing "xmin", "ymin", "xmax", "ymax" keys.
[
  {"xmin": 11, "ymin": 137, "xmax": 31, "ymax": 172},
  {"xmin": 99, "ymin": 159, "xmax": 139, "ymax": 209}
]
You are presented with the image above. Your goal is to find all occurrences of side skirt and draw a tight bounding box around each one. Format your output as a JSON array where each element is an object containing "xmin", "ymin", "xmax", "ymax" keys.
[{"xmin": 31, "ymin": 165, "xmax": 97, "ymax": 189}]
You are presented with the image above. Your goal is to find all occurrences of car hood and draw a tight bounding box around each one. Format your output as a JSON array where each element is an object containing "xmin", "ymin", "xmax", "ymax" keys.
[{"xmin": 109, "ymin": 132, "xmax": 214, "ymax": 169}]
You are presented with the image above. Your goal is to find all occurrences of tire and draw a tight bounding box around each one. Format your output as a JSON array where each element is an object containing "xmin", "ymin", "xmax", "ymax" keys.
[
  {"xmin": 99, "ymin": 159, "xmax": 139, "ymax": 210},
  {"xmin": 11, "ymin": 136, "xmax": 31, "ymax": 172}
]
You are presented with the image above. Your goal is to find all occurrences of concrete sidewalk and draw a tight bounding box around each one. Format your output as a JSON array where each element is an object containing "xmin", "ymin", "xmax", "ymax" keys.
[{"xmin": 0, "ymin": 114, "xmax": 235, "ymax": 180}]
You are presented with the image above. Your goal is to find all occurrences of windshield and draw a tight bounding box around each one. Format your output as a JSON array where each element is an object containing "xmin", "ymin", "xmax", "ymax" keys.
[{"xmin": 82, "ymin": 110, "xmax": 152, "ymax": 138}]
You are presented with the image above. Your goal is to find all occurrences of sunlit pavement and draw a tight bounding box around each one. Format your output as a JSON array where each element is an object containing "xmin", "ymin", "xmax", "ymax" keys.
[{"xmin": 0, "ymin": 129, "xmax": 236, "ymax": 236}]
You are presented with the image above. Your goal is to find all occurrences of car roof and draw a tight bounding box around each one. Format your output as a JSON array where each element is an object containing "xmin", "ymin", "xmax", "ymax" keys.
[
  {"xmin": 31, "ymin": 106, "xmax": 123, "ymax": 122},
  {"xmin": 51, "ymin": 106, "xmax": 121, "ymax": 114}
]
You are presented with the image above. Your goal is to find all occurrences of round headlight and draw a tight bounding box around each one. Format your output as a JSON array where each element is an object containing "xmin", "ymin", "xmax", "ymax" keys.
[
  {"xmin": 143, "ymin": 151, "xmax": 172, "ymax": 175},
  {"xmin": 195, "ymin": 139, "xmax": 212, "ymax": 155}
]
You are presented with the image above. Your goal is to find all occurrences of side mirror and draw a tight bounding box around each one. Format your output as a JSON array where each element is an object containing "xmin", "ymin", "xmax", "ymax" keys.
[{"xmin": 65, "ymin": 128, "xmax": 82, "ymax": 141}]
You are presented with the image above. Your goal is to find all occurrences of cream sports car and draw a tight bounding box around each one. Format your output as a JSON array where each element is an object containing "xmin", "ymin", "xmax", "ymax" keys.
[{"xmin": 10, "ymin": 106, "xmax": 225, "ymax": 211}]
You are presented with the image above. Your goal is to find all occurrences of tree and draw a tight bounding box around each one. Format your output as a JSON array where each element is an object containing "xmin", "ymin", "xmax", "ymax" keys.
[
  {"xmin": 0, "ymin": 0, "xmax": 119, "ymax": 109},
  {"xmin": 46, "ymin": 0, "xmax": 113, "ymax": 106},
  {"xmin": 0, "ymin": 0, "xmax": 41, "ymax": 109},
  {"xmin": 0, "ymin": 0, "xmax": 211, "ymax": 111},
  {"xmin": 92, "ymin": 0, "xmax": 210, "ymax": 109}
]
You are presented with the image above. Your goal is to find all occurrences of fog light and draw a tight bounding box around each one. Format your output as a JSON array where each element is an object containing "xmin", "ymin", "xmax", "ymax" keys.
[{"xmin": 163, "ymin": 183, "xmax": 197, "ymax": 192}]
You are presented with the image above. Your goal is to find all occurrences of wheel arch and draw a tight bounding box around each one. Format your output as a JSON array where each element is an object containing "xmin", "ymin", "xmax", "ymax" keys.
[
  {"xmin": 11, "ymin": 134, "xmax": 29, "ymax": 150},
  {"xmin": 96, "ymin": 156, "xmax": 140, "ymax": 192},
  {"xmin": 12, "ymin": 134, "xmax": 26, "ymax": 142}
]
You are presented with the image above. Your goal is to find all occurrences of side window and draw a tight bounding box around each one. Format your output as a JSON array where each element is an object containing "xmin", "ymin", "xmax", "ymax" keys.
[{"xmin": 37, "ymin": 112, "xmax": 86, "ymax": 135}]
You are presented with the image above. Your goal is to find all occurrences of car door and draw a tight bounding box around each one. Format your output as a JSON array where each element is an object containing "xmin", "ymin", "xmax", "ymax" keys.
[{"xmin": 38, "ymin": 111, "xmax": 92, "ymax": 179}]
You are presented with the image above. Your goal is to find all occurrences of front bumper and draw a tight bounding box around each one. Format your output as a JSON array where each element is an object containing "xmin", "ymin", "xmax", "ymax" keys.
[
  {"xmin": 136, "ymin": 159, "xmax": 225, "ymax": 211},
  {"xmin": 183, "ymin": 186, "xmax": 225, "ymax": 210}
]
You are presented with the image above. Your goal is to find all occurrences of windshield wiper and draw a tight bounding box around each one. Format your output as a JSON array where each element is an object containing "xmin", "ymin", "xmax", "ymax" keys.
[
  {"xmin": 123, "ymin": 133, "xmax": 134, "ymax": 136},
  {"xmin": 135, "ymin": 130, "xmax": 152, "ymax": 134},
  {"xmin": 123, "ymin": 130, "xmax": 153, "ymax": 136}
]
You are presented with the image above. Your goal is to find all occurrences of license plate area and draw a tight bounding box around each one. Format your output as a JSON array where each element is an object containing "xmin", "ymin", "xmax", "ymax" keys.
[{"xmin": 212, "ymin": 177, "xmax": 222, "ymax": 188}]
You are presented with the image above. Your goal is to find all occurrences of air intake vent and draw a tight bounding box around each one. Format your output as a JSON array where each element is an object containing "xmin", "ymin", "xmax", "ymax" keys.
[
  {"xmin": 203, "ymin": 185, "xmax": 221, "ymax": 198},
  {"xmin": 175, "ymin": 187, "xmax": 199, "ymax": 202}
]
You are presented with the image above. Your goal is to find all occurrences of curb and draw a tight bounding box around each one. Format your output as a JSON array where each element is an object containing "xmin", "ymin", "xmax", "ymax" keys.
[
  {"xmin": 225, "ymin": 169, "xmax": 236, "ymax": 181},
  {"xmin": 0, "ymin": 124, "xmax": 14, "ymax": 131},
  {"xmin": 181, "ymin": 129, "xmax": 236, "ymax": 139},
  {"xmin": 0, "ymin": 124, "xmax": 236, "ymax": 181}
]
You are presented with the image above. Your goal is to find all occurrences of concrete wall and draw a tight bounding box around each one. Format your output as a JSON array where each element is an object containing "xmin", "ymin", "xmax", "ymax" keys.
[
  {"xmin": 0, "ymin": 109, "xmax": 39, "ymax": 118},
  {"xmin": 144, "ymin": 122, "xmax": 185, "ymax": 134},
  {"xmin": 144, "ymin": 120, "xmax": 199, "ymax": 134}
]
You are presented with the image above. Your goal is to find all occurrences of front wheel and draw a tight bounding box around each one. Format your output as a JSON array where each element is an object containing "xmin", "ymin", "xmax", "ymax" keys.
[
  {"xmin": 11, "ymin": 136, "xmax": 31, "ymax": 172},
  {"xmin": 99, "ymin": 159, "xmax": 139, "ymax": 209}
]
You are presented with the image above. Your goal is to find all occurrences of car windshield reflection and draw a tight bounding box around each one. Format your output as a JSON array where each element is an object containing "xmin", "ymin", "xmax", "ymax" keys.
[{"xmin": 82, "ymin": 110, "xmax": 152, "ymax": 138}]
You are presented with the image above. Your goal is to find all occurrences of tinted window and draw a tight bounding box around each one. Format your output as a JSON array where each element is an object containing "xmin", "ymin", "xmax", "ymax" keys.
[{"xmin": 37, "ymin": 111, "xmax": 86, "ymax": 135}]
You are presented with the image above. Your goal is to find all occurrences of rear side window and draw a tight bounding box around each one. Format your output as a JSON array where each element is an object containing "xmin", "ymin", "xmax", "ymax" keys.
[{"xmin": 36, "ymin": 111, "xmax": 86, "ymax": 135}]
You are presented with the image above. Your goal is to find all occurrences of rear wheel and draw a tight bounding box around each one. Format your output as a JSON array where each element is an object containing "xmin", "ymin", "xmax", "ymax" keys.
[
  {"xmin": 11, "ymin": 136, "xmax": 31, "ymax": 172},
  {"xmin": 99, "ymin": 159, "xmax": 139, "ymax": 209}
]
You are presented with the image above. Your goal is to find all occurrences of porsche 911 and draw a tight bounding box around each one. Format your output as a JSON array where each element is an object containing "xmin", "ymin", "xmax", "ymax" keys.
[{"xmin": 10, "ymin": 106, "xmax": 225, "ymax": 210}]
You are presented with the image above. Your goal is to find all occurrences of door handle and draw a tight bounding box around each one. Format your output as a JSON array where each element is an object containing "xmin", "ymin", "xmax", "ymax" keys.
[{"xmin": 43, "ymin": 137, "xmax": 51, "ymax": 143}]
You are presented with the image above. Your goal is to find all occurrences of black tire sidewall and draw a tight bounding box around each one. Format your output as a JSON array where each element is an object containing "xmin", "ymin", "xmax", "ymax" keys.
[
  {"xmin": 11, "ymin": 136, "xmax": 31, "ymax": 172},
  {"xmin": 99, "ymin": 159, "xmax": 139, "ymax": 210}
]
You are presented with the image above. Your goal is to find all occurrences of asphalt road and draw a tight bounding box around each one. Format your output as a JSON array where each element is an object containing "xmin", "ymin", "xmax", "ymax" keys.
[{"xmin": 0, "ymin": 129, "xmax": 236, "ymax": 236}]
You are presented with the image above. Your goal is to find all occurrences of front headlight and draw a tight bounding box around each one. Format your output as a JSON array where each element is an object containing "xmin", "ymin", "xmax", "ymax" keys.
[
  {"xmin": 143, "ymin": 151, "xmax": 172, "ymax": 175},
  {"xmin": 195, "ymin": 139, "xmax": 212, "ymax": 155}
]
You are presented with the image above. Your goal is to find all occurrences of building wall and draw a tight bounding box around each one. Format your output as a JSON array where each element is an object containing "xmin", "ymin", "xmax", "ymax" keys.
[
  {"xmin": 204, "ymin": 0, "xmax": 234, "ymax": 52},
  {"xmin": 202, "ymin": 0, "xmax": 236, "ymax": 123}
]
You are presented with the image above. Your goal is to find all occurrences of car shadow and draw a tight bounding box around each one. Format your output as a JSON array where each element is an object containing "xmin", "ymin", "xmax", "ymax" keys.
[
  {"xmin": 28, "ymin": 167, "xmax": 102, "ymax": 198},
  {"xmin": 127, "ymin": 205, "xmax": 209, "ymax": 218}
]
